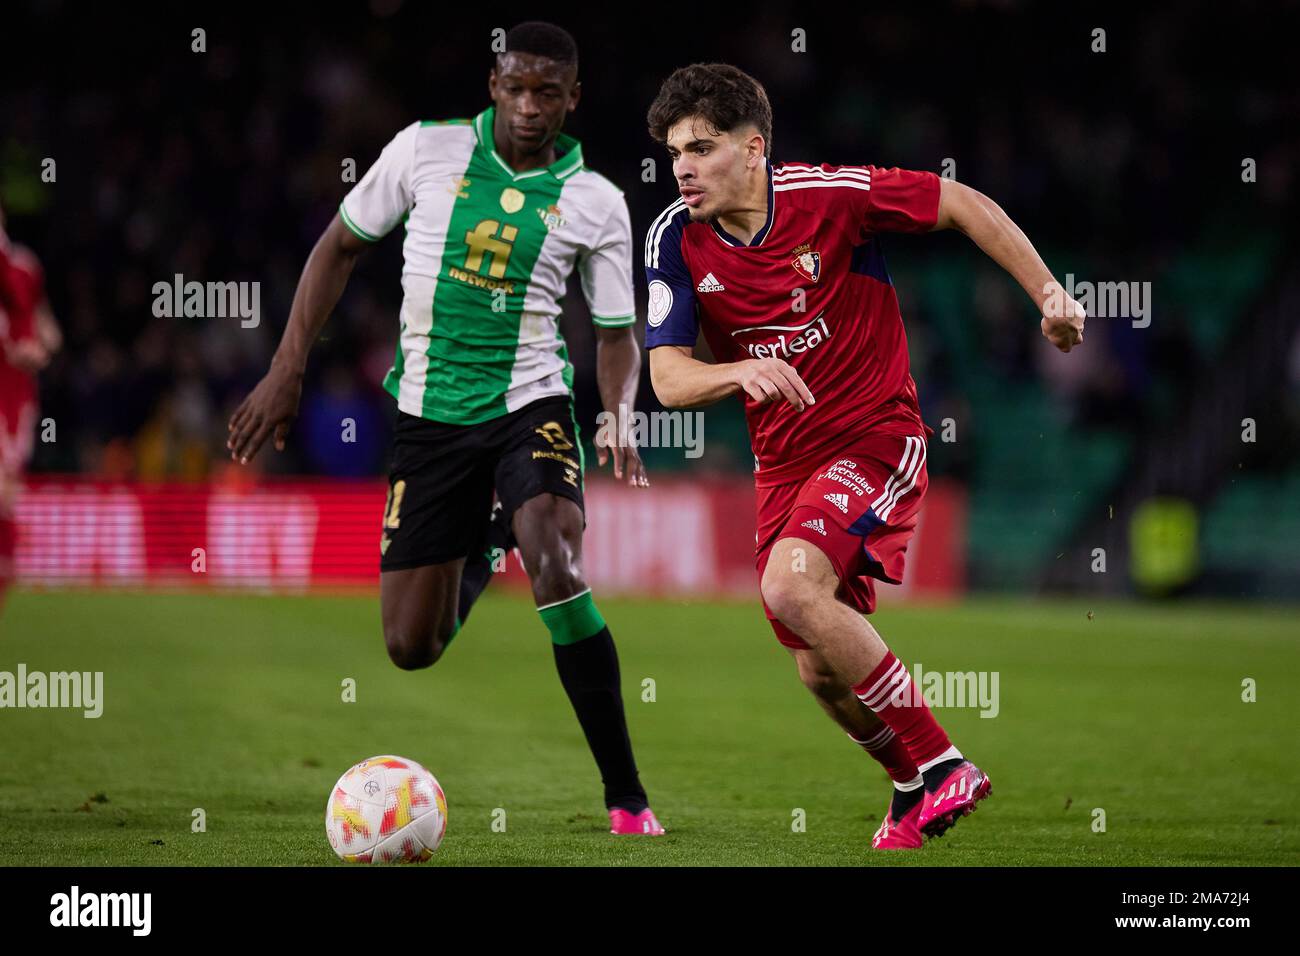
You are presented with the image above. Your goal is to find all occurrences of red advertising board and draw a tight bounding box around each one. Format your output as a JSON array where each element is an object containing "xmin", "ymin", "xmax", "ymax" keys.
[{"xmin": 13, "ymin": 475, "xmax": 965, "ymax": 601}]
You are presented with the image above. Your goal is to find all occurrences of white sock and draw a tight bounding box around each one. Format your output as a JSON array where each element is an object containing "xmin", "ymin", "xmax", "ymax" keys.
[
  {"xmin": 917, "ymin": 745, "xmax": 963, "ymax": 774},
  {"xmin": 893, "ymin": 774, "xmax": 924, "ymax": 792}
]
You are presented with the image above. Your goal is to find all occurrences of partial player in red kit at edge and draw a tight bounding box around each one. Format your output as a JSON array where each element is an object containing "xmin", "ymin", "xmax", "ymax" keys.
[
  {"xmin": 643, "ymin": 65, "xmax": 1086, "ymax": 849},
  {"xmin": 0, "ymin": 205, "xmax": 62, "ymax": 615}
]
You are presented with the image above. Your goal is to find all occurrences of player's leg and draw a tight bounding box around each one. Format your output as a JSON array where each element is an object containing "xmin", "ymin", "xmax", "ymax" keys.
[
  {"xmin": 377, "ymin": 410, "xmax": 493, "ymax": 669},
  {"xmin": 760, "ymin": 438, "xmax": 989, "ymax": 837},
  {"xmin": 790, "ymin": 643, "xmax": 880, "ymax": 734},
  {"xmin": 766, "ymin": 583, "xmax": 927, "ymax": 848},
  {"xmin": 509, "ymin": 492, "xmax": 660, "ymax": 832},
  {"xmin": 380, "ymin": 560, "xmax": 464, "ymax": 669},
  {"xmin": 454, "ymin": 500, "xmax": 515, "ymax": 629},
  {"xmin": 763, "ymin": 541, "xmax": 890, "ymax": 674},
  {"xmin": 757, "ymin": 483, "xmax": 923, "ymax": 799},
  {"xmin": 756, "ymin": 478, "xmax": 921, "ymax": 845},
  {"xmin": 762, "ymin": 537, "xmax": 988, "ymax": 838},
  {"xmin": 759, "ymin": 538, "xmax": 982, "ymax": 822},
  {"xmin": 785, "ymin": 644, "xmax": 919, "ymax": 779},
  {"xmin": 496, "ymin": 399, "xmax": 661, "ymax": 834}
]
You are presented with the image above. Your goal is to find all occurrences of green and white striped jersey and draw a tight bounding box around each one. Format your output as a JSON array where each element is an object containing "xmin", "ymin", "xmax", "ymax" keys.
[{"xmin": 339, "ymin": 107, "xmax": 636, "ymax": 425}]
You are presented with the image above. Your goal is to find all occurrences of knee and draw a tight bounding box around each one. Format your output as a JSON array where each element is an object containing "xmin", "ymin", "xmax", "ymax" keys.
[
  {"xmin": 514, "ymin": 496, "xmax": 587, "ymax": 600},
  {"xmin": 520, "ymin": 521, "xmax": 586, "ymax": 604},
  {"xmin": 384, "ymin": 632, "xmax": 437, "ymax": 671},
  {"xmin": 531, "ymin": 555, "xmax": 585, "ymax": 603},
  {"xmin": 383, "ymin": 615, "xmax": 455, "ymax": 671},
  {"xmin": 760, "ymin": 564, "xmax": 817, "ymax": 628}
]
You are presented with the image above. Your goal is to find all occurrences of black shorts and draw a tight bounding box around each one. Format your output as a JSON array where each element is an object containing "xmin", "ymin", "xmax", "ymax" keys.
[{"xmin": 379, "ymin": 396, "xmax": 585, "ymax": 572}]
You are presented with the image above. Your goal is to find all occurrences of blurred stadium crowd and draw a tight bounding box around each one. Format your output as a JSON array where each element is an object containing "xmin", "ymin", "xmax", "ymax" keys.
[{"xmin": 2, "ymin": 3, "xmax": 1297, "ymax": 591}]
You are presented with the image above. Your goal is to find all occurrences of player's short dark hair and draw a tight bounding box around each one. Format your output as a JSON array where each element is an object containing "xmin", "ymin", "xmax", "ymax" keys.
[
  {"xmin": 647, "ymin": 63, "xmax": 773, "ymax": 158},
  {"xmin": 503, "ymin": 21, "xmax": 579, "ymax": 69}
]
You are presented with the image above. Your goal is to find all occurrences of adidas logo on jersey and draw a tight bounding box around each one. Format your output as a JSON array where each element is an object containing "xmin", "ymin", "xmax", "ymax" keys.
[
  {"xmin": 824, "ymin": 493, "xmax": 849, "ymax": 514},
  {"xmin": 800, "ymin": 518, "xmax": 827, "ymax": 536},
  {"xmin": 696, "ymin": 272, "xmax": 725, "ymax": 293}
]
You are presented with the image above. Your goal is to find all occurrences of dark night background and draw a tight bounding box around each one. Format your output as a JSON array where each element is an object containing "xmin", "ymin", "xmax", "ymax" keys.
[{"xmin": 3, "ymin": 0, "xmax": 1297, "ymax": 593}]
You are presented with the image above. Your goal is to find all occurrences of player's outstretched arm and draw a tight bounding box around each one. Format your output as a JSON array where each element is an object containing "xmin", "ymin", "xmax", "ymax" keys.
[
  {"xmin": 932, "ymin": 179, "xmax": 1086, "ymax": 353},
  {"xmin": 594, "ymin": 326, "xmax": 650, "ymax": 487},
  {"xmin": 227, "ymin": 213, "xmax": 368, "ymax": 463},
  {"xmin": 649, "ymin": 345, "xmax": 815, "ymax": 412}
]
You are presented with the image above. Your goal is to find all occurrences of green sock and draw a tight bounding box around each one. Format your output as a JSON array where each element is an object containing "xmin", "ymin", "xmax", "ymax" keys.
[{"xmin": 538, "ymin": 589, "xmax": 606, "ymax": 645}]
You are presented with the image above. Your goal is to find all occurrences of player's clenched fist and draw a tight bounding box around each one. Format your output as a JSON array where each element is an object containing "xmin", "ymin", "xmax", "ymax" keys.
[
  {"xmin": 1040, "ymin": 283, "xmax": 1086, "ymax": 353},
  {"xmin": 734, "ymin": 357, "xmax": 815, "ymax": 412}
]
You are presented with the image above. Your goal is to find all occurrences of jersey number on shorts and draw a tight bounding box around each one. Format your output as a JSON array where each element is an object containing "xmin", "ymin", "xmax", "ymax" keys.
[
  {"xmin": 383, "ymin": 479, "xmax": 407, "ymax": 529},
  {"xmin": 534, "ymin": 421, "xmax": 573, "ymax": 451}
]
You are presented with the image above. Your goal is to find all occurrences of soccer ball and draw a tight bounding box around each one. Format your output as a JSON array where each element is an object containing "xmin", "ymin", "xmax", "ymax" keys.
[{"xmin": 325, "ymin": 755, "xmax": 447, "ymax": 863}]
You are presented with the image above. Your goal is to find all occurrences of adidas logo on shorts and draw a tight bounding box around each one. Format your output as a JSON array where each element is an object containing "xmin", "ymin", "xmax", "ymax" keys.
[
  {"xmin": 824, "ymin": 493, "xmax": 849, "ymax": 513},
  {"xmin": 801, "ymin": 518, "xmax": 827, "ymax": 536},
  {"xmin": 696, "ymin": 272, "xmax": 725, "ymax": 293}
]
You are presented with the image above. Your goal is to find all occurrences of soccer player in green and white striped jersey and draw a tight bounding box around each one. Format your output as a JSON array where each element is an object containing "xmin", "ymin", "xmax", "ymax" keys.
[{"xmin": 228, "ymin": 22, "xmax": 664, "ymax": 835}]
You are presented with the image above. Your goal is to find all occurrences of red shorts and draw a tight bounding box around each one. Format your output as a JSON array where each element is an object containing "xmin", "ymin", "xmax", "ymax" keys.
[{"xmin": 755, "ymin": 434, "xmax": 928, "ymax": 649}]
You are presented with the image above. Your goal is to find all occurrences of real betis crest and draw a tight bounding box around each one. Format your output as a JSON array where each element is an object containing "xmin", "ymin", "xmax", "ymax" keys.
[
  {"xmin": 791, "ymin": 242, "xmax": 821, "ymax": 283},
  {"xmin": 537, "ymin": 203, "xmax": 566, "ymax": 232},
  {"xmin": 499, "ymin": 187, "xmax": 525, "ymax": 214}
]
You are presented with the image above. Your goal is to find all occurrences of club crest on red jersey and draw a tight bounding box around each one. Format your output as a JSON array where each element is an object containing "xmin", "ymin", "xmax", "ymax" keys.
[{"xmin": 791, "ymin": 242, "xmax": 821, "ymax": 283}]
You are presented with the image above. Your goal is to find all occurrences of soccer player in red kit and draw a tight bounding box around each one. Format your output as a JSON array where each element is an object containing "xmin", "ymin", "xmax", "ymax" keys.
[
  {"xmin": 0, "ymin": 209, "xmax": 61, "ymax": 614},
  {"xmin": 644, "ymin": 65, "xmax": 1085, "ymax": 849}
]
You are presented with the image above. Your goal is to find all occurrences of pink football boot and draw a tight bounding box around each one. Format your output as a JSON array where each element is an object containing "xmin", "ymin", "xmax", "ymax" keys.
[
  {"xmin": 608, "ymin": 807, "xmax": 666, "ymax": 835},
  {"xmin": 918, "ymin": 761, "xmax": 992, "ymax": 838},
  {"xmin": 871, "ymin": 798, "xmax": 923, "ymax": 850}
]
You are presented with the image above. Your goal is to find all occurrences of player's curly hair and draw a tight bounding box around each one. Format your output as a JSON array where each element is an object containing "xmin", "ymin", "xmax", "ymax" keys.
[
  {"xmin": 503, "ymin": 21, "xmax": 578, "ymax": 68},
  {"xmin": 647, "ymin": 63, "xmax": 773, "ymax": 158}
]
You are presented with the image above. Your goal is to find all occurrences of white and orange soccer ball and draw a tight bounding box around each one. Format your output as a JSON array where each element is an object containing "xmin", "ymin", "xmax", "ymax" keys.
[{"xmin": 325, "ymin": 755, "xmax": 447, "ymax": 863}]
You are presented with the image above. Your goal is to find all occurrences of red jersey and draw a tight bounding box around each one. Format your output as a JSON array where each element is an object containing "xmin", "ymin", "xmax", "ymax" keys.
[{"xmin": 644, "ymin": 161, "xmax": 939, "ymax": 486}]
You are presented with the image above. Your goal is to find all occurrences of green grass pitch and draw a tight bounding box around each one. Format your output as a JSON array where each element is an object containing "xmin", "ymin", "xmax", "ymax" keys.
[{"xmin": 1, "ymin": 590, "xmax": 1296, "ymax": 866}]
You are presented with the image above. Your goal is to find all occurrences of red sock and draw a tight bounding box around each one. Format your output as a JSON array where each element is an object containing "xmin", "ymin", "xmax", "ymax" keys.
[
  {"xmin": 853, "ymin": 651, "xmax": 953, "ymax": 767},
  {"xmin": 849, "ymin": 725, "xmax": 921, "ymax": 785}
]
